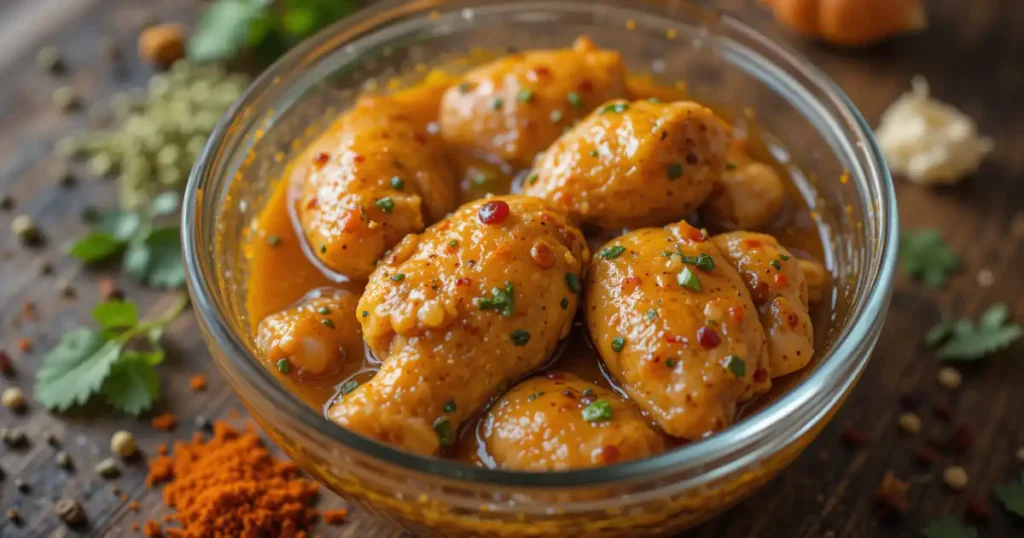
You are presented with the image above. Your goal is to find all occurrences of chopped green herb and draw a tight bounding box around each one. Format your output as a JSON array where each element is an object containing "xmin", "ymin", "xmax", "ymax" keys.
[
  {"xmin": 560, "ymin": 297, "xmax": 569, "ymax": 310},
  {"xmin": 390, "ymin": 273, "xmax": 405, "ymax": 282},
  {"xmin": 321, "ymin": 318, "xmax": 335, "ymax": 329},
  {"xmin": 646, "ymin": 309, "xmax": 657, "ymax": 321},
  {"xmin": 361, "ymin": 310, "xmax": 369, "ymax": 318},
  {"xmin": 665, "ymin": 358, "xmax": 676, "ymax": 368},
  {"xmin": 899, "ymin": 229, "xmax": 960, "ymax": 287},
  {"xmin": 549, "ymin": 110, "xmax": 563, "ymax": 123},
  {"xmin": 994, "ymin": 472, "xmax": 1024, "ymax": 518},
  {"xmin": 930, "ymin": 304, "xmax": 1023, "ymax": 361},
  {"xmin": 527, "ymin": 392, "xmax": 544, "ymax": 402},
  {"xmin": 589, "ymin": 150, "xmax": 599, "ymax": 157},
  {"xmin": 679, "ymin": 252, "xmax": 715, "ymax": 271},
  {"xmin": 567, "ymin": 92, "xmax": 583, "ymax": 109},
  {"xmin": 599, "ymin": 245, "xmax": 626, "ymax": 259},
  {"xmin": 517, "ymin": 89, "xmax": 534, "ymax": 103},
  {"xmin": 319, "ymin": 244, "xmax": 327, "ymax": 254},
  {"xmin": 448, "ymin": 239, "xmax": 459, "ymax": 248},
  {"xmin": 375, "ymin": 197, "xmax": 395, "ymax": 214},
  {"xmin": 267, "ymin": 235, "xmax": 281, "ymax": 247},
  {"xmin": 723, "ymin": 355, "xmax": 746, "ymax": 377},
  {"xmin": 458, "ymin": 82, "xmax": 472, "ymax": 93},
  {"xmin": 921, "ymin": 517, "xmax": 977, "ymax": 538},
  {"xmin": 666, "ymin": 163, "xmax": 684, "ymax": 181},
  {"xmin": 564, "ymin": 273, "xmax": 582, "ymax": 293},
  {"xmin": 770, "ymin": 259, "xmax": 782, "ymax": 270},
  {"xmin": 476, "ymin": 282, "xmax": 515, "ymax": 318},
  {"xmin": 276, "ymin": 358, "xmax": 292, "ymax": 374},
  {"xmin": 780, "ymin": 254, "xmax": 790, "ymax": 261},
  {"xmin": 443, "ymin": 399, "xmax": 456, "ymax": 413},
  {"xmin": 390, "ymin": 177, "xmax": 404, "ymax": 190},
  {"xmin": 610, "ymin": 337, "xmax": 625, "ymax": 352},
  {"xmin": 725, "ymin": 162, "xmax": 737, "ymax": 171},
  {"xmin": 647, "ymin": 97, "xmax": 662, "ymax": 104},
  {"xmin": 317, "ymin": 306, "xmax": 331, "ymax": 315},
  {"xmin": 581, "ymin": 388, "xmax": 595, "ymax": 398},
  {"xmin": 341, "ymin": 380, "xmax": 359, "ymax": 395},
  {"xmin": 510, "ymin": 329, "xmax": 531, "ymax": 346},
  {"xmin": 433, "ymin": 416, "xmax": 455, "ymax": 447},
  {"xmin": 526, "ymin": 172, "xmax": 539, "ymax": 185},
  {"xmin": 582, "ymin": 399, "xmax": 613, "ymax": 422},
  {"xmin": 491, "ymin": 98, "xmax": 503, "ymax": 110},
  {"xmin": 677, "ymin": 267, "xmax": 701, "ymax": 291},
  {"xmin": 599, "ymin": 102, "xmax": 629, "ymax": 115}
]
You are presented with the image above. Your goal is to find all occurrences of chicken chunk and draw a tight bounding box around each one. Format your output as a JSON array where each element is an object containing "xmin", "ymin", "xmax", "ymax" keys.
[
  {"xmin": 329, "ymin": 195, "xmax": 589, "ymax": 455},
  {"xmin": 523, "ymin": 99, "xmax": 732, "ymax": 230},
  {"xmin": 439, "ymin": 36, "xmax": 628, "ymax": 167},
  {"xmin": 255, "ymin": 288, "xmax": 364, "ymax": 380},
  {"xmin": 481, "ymin": 372, "xmax": 665, "ymax": 470},
  {"xmin": 296, "ymin": 96, "xmax": 457, "ymax": 279},
  {"xmin": 585, "ymin": 220, "xmax": 770, "ymax": 440},
  {"xmin": 701, "ymin": 144, "xmax": 786, "ymax": 230},
  {"xmin": 711, "ymin": 232, "xmax": 817, "ymax": 378}
]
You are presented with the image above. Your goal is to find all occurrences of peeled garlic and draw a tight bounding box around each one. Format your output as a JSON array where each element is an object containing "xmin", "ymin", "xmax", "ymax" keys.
[{"xmin": 876, "ymin": 77, "xmax": 992, "ymax": 185}]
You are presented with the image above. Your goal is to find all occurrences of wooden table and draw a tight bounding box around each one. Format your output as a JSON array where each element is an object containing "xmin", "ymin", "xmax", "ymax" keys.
[{"xmin": 1, "ymin": 0, "xmax": 1021, "ymax": 536}]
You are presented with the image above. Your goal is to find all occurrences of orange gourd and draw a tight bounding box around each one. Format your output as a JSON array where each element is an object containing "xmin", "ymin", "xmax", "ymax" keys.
[{"xmin": 759, "ymin": 0, "xmax": 926, "ymax": 47}]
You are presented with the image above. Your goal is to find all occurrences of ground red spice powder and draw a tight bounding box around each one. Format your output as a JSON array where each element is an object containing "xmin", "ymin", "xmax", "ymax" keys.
[
  {"xmin": 322, "ymin": 508, "xmax": 349, "ymax": 525},
  {"xmin": 150, "ymin": 413, "xmax": 178, "ymax": 431},
  {"xmin": 145, "ymin": 421, "xmax": 320, "ymax": 537},
  {"xmin": 188, "ymin": 375, "xmax": 207, "ymax": 391},
  {"xmin": 143, "ymin": 520, "xmax": 163, "ymax": 537}
]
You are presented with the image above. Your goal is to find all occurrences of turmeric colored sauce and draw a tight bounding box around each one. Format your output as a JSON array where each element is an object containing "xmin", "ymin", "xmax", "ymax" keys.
[{"xmin": 244, "ymin": 70, "xmax": 831, "ymax": 465}]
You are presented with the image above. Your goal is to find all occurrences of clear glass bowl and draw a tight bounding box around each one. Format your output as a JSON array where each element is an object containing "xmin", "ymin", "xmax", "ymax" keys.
[{"xmin": 182, "ymin": 1, "xmax": 898, "ymax": 536}]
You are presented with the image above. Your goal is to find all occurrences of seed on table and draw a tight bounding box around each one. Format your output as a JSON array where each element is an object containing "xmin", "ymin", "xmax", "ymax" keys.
[
  {"xmin": 897, "ymin": 412, "xmax": 921, "ymax": 434},
  {"xmin": 943, "ymin": 466, "xmax": 968, "ymax": 490},
  {"xmin": 14, "ymin": 479, "xmax": 29, "ymax": 493},
  {"xmin": 110, "ymin": 431, "xmax": 136, "ymax": 457},
  {"xmin": 56, "ymin": 161, "xmax": 75, "ymax": 187},
  {"xmin": 34, "ymin": 258, "xmax": 55, "ymax": 276},
  {"xmin": 53, "ymin": 86, "xmax": 80, "ymax": 112},
  {"xmin": 2, "ymin": 387, "xmax": 26, "ymax": 411},
  {"xmin": 56, "ymin": 451, "xmax": 73, "ymax": 470},
  {"xmin": 54, "ymin": 498, "xmax": 86, "ymax": 526},
  {"xmin": 37, "ymin": 46, "xmax": 63, "ymax": 72},
  {"xmin": 0, "ymin": 351, "xmax": 14, "ymax": 377},
  {"xmin": 7, "ymin": 509, "xmax": 21, "ymax": 524},
  {"xmin": 937, "ymin": 367, "xmax": 962, "ymax": 389},
  {"xmin": 57, "ymin": 278, "xmax": 76, "ymax": 298},
  {"xmin": 194, "ymin": 415, "xmax": 212, "ymax": 431},
  {"xmin": 95, "ymin": 457, "xmax": 120, "ymax": 478},
  {"xmin": 88, "ymin": 153, "xmax": 115, "ymax": 176},
  {"xmin": 1015, "ymin": 446, "xmax": 1024, "ymax": 462},
  {"xmin": 12, "ymin": 214, "xmax": 41, "ymax": 244},
  {"xmin": 0, "ymin": 194, "xmax": 13, "ymax": 211},
  {"xmin": 4, "ymin": 428, "xmax": 28, "ymax": 448}
]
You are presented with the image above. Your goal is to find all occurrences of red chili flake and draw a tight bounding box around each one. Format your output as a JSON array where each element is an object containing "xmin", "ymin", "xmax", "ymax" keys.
[
  {"xmin": 413, "ymin": 133, "xmax": 427, "ymax": 145},
  {"xmin": 532, "ymin": 66, "xmax": 551, "ymax": 78},
  {"xmin": 875, "ymin": 471, "xmax": 910, "ymax": 514},
  {"xmin": 840, "ymin": 427, "xmax": 869, "ymax": 448},
  {"xmin": 455, "ymin": 277, "xmax": 472, "ymax": 287},
  {"xmin": 545, "ymin": 371, "xmax": 566, "ymax": 381},
  {"xmin": 305, "ymin": 196, "xmax": 319, "ymax": 209},
  {"xmin": 744, "ymin": 239, "xmax": 762, "ymax": 248},
  {"xmin": 16, "ymin": 338, "xmax": 32, "ymax": 353},
  {"xmin": 0, "ymin": 351, "xmax": 14, "ymax": 377},
  {"xmin": 912, "ymin": 447, "xmax": 938, "ymax": 465},
  {"xmin": 556, "ymin": 227, "xmax": 578, "ymax": 251},
  {"xmin": 933, "ymin": 404, "xmax": 953, "ymax": 422},
  {"xmin": 599, "ymin": 445, "xmax": 621, "ymax": 464},
  {"xmin": 787, "ymin": 313, "xmax": 799, "ymax": 328},
  {"xmin": 898, "ymin": 393, "xmax": 920, "ymax": 410},
  {"xmin": 948, "ymin": 425, "xmax": 973, "ymax": 454},
  {"xmin": 353, "ymin": 154, "xmax": 366, "ymax": 163},
  {"xmin": 729, "ymin": 305, "xmax": 745, "ymax": 322},
  {"xmin": 965, "ymin": 497, "xmax": 992, "ymax": 521},
  {"xmin": 697, "ymin": 326, "xmax": 721, "ymax": 349},
  {"xmin": 665, "ymin": 334, "xmax": 686, "ymax": 344},
  {"xmin": 753, "ymin": 368, "xmax": 769, "ymax": 383},
  {"xmin": 98, "ymin": 276, "xmax": 122, "ymax": 301},
  {"xmin": 312, "ymin": 152, "xmax": 330, "ymax": 168},
  {"xmin": 621, "ymin": 275, "xmax": 642, "ymax": 290},
  {"xmin": 539, "ymin": 212, "xmax": 556, "ymax": 223},
  {"xmin": 477, "ymin": 200, "xmax": 510, "ymax": 225},
  {"xmin": 530, "ymin": 242, "xmax": 556, "ymax": 269},
  {"xmin": 577, "ymin": 79, "xmax": 593, "ymax": 92},
  {"xmin": 687, "ymin": 228, "xmax": 704, "ymax": 242},
  {"xmin": 774, "ymin": 273, "xmax": 789, "ymax": 287},
  {"xmin": 21, "ymin": 302, "xmax": 38, "ymax": 321}
]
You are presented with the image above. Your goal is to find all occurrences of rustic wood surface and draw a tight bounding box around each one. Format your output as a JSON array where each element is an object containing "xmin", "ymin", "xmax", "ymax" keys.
[{"xmin": 0, "ymin": 0, "xmax": 1021, "ymax": 536}]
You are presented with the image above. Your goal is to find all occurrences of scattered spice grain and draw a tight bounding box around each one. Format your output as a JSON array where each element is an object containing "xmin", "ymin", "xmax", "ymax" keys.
[
  {"xmin": 2, "ymin": 387, "xmax": 26, "ymax": 411},
  {"xmin": 138, "ymin": 24, "xmax": 185, "ymax": 69},
  {"xmin": 95, "ymin": 457, "xmax": 120, "ymax": 478},
  {"xmin": 111, "ymin": 430, "xmax": 137, "ymax": 457},
  {"xmin": 933, "ymin": 404, "xmax": 953, "ymax": 422},
  {"xmin": 323, "ymin": 508, "xmax": 349, "ymax": 525},
  {"xmin": 37, "ymin": 46, "xmax": 63, "ymax": 72},
  {"xmin": 150, "ymin": 413, "xmax": 178, "ymax": 431},
  {"xmin": 913, "ymin": 447, "xmax": 939, "ymax": 465},
  {"xmin": 188, "ymin": 374, "xmax": 207, "ymax": 391},
  {"xmin": 129, "ymin": 500, "xmax": 141, "ymax": 512},
  {"xmin": 12, "ymin": 215, "xmax": 41, "ymax": 244},
  {"xmin": 145, "ymin": 421, "xmax": 320, "ymax": 536},
  {"xmin": 98, "ymin": 277, "xmax": 123, "ymax": 301},
  {"xmin": 16, "ymin": 338, "xmax": 32, "ymax": 353},
  {"xmin": 840, "ymin": 427, "xmax": 869, "ymax": 448},
  {"xmin": 57, "ymin": 278, "xmax": 76, "ymax": 298},
  {"xmin": 15, "ymin": 479, "xmax": 29, "ymax": 492},
  {"xmin": 965, "ymin": 496, "xmax": 992, "ymax": 521},
  {"xmin": 948, "ymin": 424, "xmax": 974, "ymax": 454},
  {"xmin": 7, "ymin": 508, "xmax": 21, "ymax": 524},
  {"xmin": 143, "ymin": 519, "xmax": 163, "ymax": 537},
  {"xmin": 937, "ymin": 366, "xmax": 962, "ymax": 389},
  {"xmin": 897, "ymin": 412, "xmax": 921, "ymax": 434},
  {"xmin": 875, "ymin": 471, "xmax": 910, "ymax": 514},
  {"xmin": 4, "ymin": 428, "xmax": 28, "ymax": 448},
  {"xmin": 943, "ymin": 466, "xmax": 968, "ymax": 490},
  {"xmin": 55, "ymin": 499, "xmax": 87, "ymax": 526},
  {"xmin": 132, "ymin": 522, "xmax": 140, "ymax": 531},
  {"xmin": 0, "ymin": 351, "xmax": 15, "ymax": 377}
]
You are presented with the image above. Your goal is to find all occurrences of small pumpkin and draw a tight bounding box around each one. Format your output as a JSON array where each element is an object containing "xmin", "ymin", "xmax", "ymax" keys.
[{"xmin": 759, "ymin": 0, "xmax": 926, "ymax": 47}]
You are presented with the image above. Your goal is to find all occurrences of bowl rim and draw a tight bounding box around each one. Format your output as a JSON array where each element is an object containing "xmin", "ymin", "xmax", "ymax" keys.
[{"xmin": 183, "ymin": 0, "xmax": 898, "ymax": 488}]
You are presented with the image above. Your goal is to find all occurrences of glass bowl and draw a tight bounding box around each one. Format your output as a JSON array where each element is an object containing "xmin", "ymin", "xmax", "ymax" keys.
[{"xmin": 182, "ymin": 1, "xmax": 898, "ymax": 536}]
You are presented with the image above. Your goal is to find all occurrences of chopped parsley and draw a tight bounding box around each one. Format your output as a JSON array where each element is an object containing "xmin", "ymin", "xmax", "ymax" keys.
[
  {"xmin": 610, "ymin": 337, "xmax": 625, "ymax": 352},
  {"xmin": 770, "ymin": 259, "xmax": 782, "ymax": 270},
  {"xmin": 491, "ymin": 98, "xmax": 503, "ymax": 110},
  {"xmin": 581, "ymin": 388, "xmax": 595, "ymax": 398},
  {"xmin": 599, "ymin": 245, "xmax": 626, "ymax": 259},
  {"xmin": 361, "ymin": 310, "xmax": 369, "ymax": 318},
  {"xmin": 564, "ymin": 273, "xmax": 582, "ymax": 293},
  {"xmin": 390, "ymin": 176, "xmax": 404, "ymax": 190},
  {"xmin": 780, "ymin": 254, "xmax": 790, "ymax": 261},
  {"xmin": 443, "ymin": 400, "xmax": 456, "ymax": 413},
  {"xmin": 375, "ymin": 197, "xmax": 395, "ymax": 214},
  {"xmin": 725, "ymin": 162, "xmax": 737, "ymax": 170},
  {"xmin": 589, "ymin": 149, "xmax": 599, "ymax": 157},
  {"xmin": 599, "ymin": 102, "xmax": 629, "ymax": 115},
  {"xmin": 582, "ymin": 399, "xmax": 613, "ymax": 422},
  {"xmin": 517, "ymin": 89, "xmax": 534, "ymax": 103},
  {"xmin": 527, "ymin": 392, "xmax": 545, "ymax": 402},
  {"xmin": 341, "ymin": 380, "xmax": 359, "ymax": 395},
  {"xmin": 276, "ymin": 358, "xmax": 292, "ymax": 374},
  {"xmin": 666, "ymin": 358, "xmax": 677, "ymax": 368},
  {"xmin": 267, "ymin": 235, "xmax": 281, "ymax": 247},
  {"xmin": 679, "ymin": 252, "xmax": 715, "ymax": 271},
  {"xmin": 724, "ymin": 355, "xmax": 746, "ymax": 377},
  {"xmin": 526, "ymin": 172, "xmax": 538, "ymax": 185},
  {"xmin": 476, "ymin": 282, "xmax": 515, "ymax": 317},
  {"xmin": 510, "ymin": 329, "xmax": 531, "ymax": 346},
  {"xmin": 560, "ymin": 297, "xmax": 569, "ymax": 310},
  {"xmin": 899, "ymin": 228, "xmax": 960, "ymax": 287},
  {"xmin": 321, "ymin": 318, "xmax": 335, "ymax": 329},
  {"xmin": 319, "ymin": 244, "xmax": 327, "ymax": 254},
  {"xmin": 433, "ymin": 416, "xmax": 455, "ymax": 447},
  {"xmin": 677, "ymin": 267, "xmax": 701, "ymax": 291},
  {"xmin": 567, "ymin": 92, "xmax": 583, "ymax": 109},
  {"xmin": 448, "ymin": 239, "xmax": 459, "ymax": 248},
  {"xmin": 390, "ymin": 272, "xmax": 405, "ymax": 282},
  {"xmin": 666, "ymin": 163, "xmax": 684, "ymax": 181},
  {"xmin": 317, "ymin": 306, "xmax": 331, "ymax": 315},
  {"xmin": 646, "ymin": 309, "xmax": 657, "ymax": 321}
]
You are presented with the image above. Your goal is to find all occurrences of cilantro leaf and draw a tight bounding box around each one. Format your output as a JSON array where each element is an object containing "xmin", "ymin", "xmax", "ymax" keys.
[
  {"xmin": 188, "ymin": 0, "xmax": 274, "ymax": 62},
  {"xmin": 67, "ymin": 232, "xmax": 125, "ymax": 262},
  {"xmin": 123, "ymin": 226, "xmax": 186, "ymax": 289},
  {"xmin": 149, "ymin": 192, "xmax": 181, "ymax": 217},
  {"xmin": 924, "ymin": 317, "xmax": 954, "ymax": 348},
  {"xmin": 88, "ymin": 209, "xmax": 142, "ymax": 241},
  {"xmin": 994, "ymin": 473, "xmax": 1024, "ymax": 518},
  {"xmin": 35, "ymin": 330, "xmax": 122, "ymax": 411},
  {"xmin": 92, "ymin": 300, "xmax": 139, "ymax": 331},
  {"xmin": 103, "ymin": 352, "xmax": 160, "ymax": 415},
  {"xmin": 935, "ymin": 304, "xmax": 1023, "ymax": 361},
  {"xmin": 921, "ymin": 517, "xmax": 976, "ymax": 538},
  {"xmin": 899, "ymin": 229, "xmax": 960, "ymax": 287}
]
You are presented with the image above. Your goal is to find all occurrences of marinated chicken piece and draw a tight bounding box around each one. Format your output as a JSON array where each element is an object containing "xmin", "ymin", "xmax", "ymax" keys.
[
  {"xmin": 524, "ymin": 99, "xmax": 732, "ymax": 230},
  {"xmin": 701, "ymin": 143, "xmax": 786, "ymax": 230},
  {"xmin": 482, "ymin": 372, "xmax": 665, "ymax": 471},
  {"xmin": 711, "ymin": 232, "xmax": 816, "ymax": 378},
  {"xmin": 585, "ymin": 220, "xmax": 770, "ymax": 440},
  {"xmin": 255, "ymin": 288, "xmax": 363, "ymax": 380},
  {"xmin": 329, "ymin": 195, "xmax": 589, "ymax": 455},
  {"xmin": 296, "ymin": 96, "xmax": 457, "ymax": 279},
  {"xmin": 439, "ymin": 36, "xmax": 628, "ymax": 167},
  {"xmin": 797, "ymin": 258, "xmax": 828, "ymax": 302}
]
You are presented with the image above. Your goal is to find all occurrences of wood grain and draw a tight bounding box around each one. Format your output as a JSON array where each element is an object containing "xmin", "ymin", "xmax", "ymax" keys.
[{"xmin": 0, "ymin": 0, "xmax": 1021, "ymax": 537}]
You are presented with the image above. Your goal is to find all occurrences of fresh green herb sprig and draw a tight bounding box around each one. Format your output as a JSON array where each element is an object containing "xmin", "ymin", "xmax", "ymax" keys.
[
  {"xmin": 925, "ymin": 304, "xmax": 1023, "ymax": 361},
  {"xmin": 35, "ymin": 296, "xmax": 189, "ymax": 415},
  {"xmin": 68, "ymin": 193, "xmax": 186, "ymax": 289},
  {"xmin": 994, "ymin": 472, "xmax": 1024, "ymax": 519},
  {"xmin": 899, "ymin": 229, "xmax": 960, "ymax": 287},
  {"xmin": 921, "ymin": 517, "xmax": 976, "ymax": 538}
]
